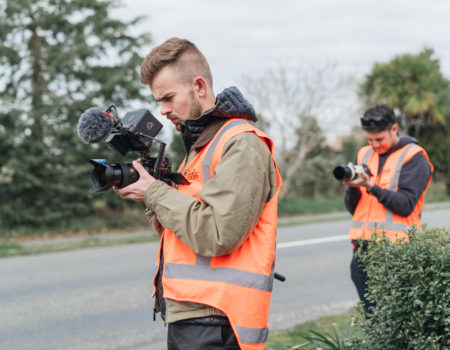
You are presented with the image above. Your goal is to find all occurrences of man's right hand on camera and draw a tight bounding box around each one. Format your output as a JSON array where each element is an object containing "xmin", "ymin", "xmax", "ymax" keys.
[
  {"xmin": 343, "ymin": 163, "xmax": 375, "ymax": 191},
  {"xmin": 114, "ymin": 159, "xmax": 155, "ymax": 202}
]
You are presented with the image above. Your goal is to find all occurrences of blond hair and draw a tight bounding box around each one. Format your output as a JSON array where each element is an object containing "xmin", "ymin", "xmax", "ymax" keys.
[{"xmin": 140, "ymin": 37, "xmax": 213, "ymax": 88}]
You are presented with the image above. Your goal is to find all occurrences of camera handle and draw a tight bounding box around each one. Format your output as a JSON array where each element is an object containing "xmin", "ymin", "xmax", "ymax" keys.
[
  {"xmin": 136, "ymin": 132, "xmax": 167, "ymax": 176},
  {"xmin": 153, "ymin": 142, "xmax": 166, "ymax": 176}
]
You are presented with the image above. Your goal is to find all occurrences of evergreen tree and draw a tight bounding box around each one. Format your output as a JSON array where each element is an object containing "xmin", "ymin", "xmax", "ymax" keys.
[{"xmin": 0, "ymin": 0, "xmax": 152, "ymax": 231}]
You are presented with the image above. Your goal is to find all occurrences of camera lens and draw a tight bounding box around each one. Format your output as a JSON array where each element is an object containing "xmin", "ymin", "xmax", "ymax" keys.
[
  {"xmin": 333, "ymin": 165, "xmax": 355, "ymax": 181},
  {"xmin": 90, "ymin": 162, "xmax": 120, "ymax": 192},
  {"xmin": 88, "ymin": 160, "xmax": 149, "ymax": 193}
]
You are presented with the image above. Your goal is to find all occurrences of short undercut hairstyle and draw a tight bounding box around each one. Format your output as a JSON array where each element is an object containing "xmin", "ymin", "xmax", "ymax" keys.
[{"xmin": 140, "ymin": 37, "xmax": 213, "ymax": 88}]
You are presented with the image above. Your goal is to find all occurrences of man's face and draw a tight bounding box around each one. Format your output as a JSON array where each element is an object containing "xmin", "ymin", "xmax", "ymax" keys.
[
  {"xmin": 363, "ymin": 124, "xmax": 399, "ymax": 154},
  {"xmin": 150, "ymin": 65, "xmax": 203, "ymax": 131}
]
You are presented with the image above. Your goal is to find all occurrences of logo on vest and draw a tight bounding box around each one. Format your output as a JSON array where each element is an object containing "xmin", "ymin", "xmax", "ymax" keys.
[{"xmin": 183, "ymin": 168, "xmax": 199, "ymax": 180}]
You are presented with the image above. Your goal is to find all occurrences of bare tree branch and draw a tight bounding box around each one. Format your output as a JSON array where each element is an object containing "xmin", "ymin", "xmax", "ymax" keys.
[{"xmin": 243, "ymin": 63, "xmax": 356, "ymax": 198}]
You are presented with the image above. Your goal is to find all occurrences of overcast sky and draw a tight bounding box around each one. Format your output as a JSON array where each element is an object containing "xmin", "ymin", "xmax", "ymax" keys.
[
  {"xmin": 111, "ymin": 0, "xmax": 450, "ymax": 137},
  {"xmin": 114, "ymin": 0, "xmax": 450, "ymax": 90}
]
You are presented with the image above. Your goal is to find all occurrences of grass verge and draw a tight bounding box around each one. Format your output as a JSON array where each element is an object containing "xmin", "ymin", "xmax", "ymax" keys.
[
  {"xmin": 0, "ymin": 234, "xmax": 159, "ymax": 258},
  {"xmin": 277, "ymin": 180, "xmax": 450, "ymax": 218},
  {"xmin": 0, "ymin": 208, "xmax": 151, "ymax": 240},
  {"xmin": 278, "ymin": 196, "xmax": 345, "ymax": 217},
  {"xmin": 266, "ymin": 307, "xmax": 362, "ymax": 350}
]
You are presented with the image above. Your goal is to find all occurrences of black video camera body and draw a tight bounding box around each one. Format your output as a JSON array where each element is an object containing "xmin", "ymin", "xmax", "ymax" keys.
[
  {"xmin": 105, "ymin": 109, "xmax": 163, "ymax": 156},
  {"xmin": 79, "ymin": 105, "xmax": 188, "ymax": 193}
]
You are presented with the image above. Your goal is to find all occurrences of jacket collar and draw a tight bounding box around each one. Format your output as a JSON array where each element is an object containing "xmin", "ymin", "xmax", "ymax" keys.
[
  {"xmin": 379, "ymin": 135, "xmax": 419, "ymax": 156},
  {"xmin": 180, "ymin": 87, "xmax": 256, "ymax": 153}
]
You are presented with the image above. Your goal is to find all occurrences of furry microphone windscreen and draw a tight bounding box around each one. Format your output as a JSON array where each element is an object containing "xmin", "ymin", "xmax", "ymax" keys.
[{"xmin": 77, "ymin": 107, "xmax": 114, "ymax": 144}]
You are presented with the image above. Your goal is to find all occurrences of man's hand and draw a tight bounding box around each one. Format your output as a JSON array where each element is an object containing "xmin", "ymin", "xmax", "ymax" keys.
[
  {"xmin": 113, "ymin": 159, "xmax": 155, "ymax": 202},
  {"xmin": 343, "ymin": 163, "xmax": 375, "ymax": 191}
]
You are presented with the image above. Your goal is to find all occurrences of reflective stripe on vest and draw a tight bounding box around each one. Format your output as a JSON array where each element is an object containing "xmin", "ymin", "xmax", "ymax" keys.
[
  {"xmin": 165, "ymin": 256, "xmax": 274, "ymax": 292},
  {"xmin": 236, "ymin": 325, "xmax": 269, "ymax": 345},
  {"xmin": 362, "ymin": 147, "xmax": 373, "ymax": 164},
  {"xmin": 351, "ymin": 144, "xmax": 414, "ymax": 231},
  {"xmin": 202, "ymin": 119, "xmax": 248, "ymax": 182}
]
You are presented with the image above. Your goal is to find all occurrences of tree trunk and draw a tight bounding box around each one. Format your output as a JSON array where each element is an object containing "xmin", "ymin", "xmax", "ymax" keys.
[{"xmin": 27, "ymin": 19, "xmax": 44, "ymax": 139}]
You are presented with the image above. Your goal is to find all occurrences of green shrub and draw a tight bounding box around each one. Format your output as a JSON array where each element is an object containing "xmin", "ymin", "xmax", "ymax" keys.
[{"xmin": 349, "ymin": 227, "xmax": 450, "ymax": 349}]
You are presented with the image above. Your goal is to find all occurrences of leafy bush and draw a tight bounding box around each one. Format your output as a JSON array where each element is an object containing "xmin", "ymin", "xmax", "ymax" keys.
[{"xmin": 349, "ymin": 226, "xmax": 450, "ymax": 349}]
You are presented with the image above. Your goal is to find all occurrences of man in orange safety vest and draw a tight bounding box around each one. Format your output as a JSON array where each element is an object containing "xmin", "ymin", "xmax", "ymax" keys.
[
  {"xmin": 342, "ymin": 104, "xmax": 433, "ymax": 314},
  {"xmin": 114, "ymin": 37, "xmax": 282, "ymax": 350}
]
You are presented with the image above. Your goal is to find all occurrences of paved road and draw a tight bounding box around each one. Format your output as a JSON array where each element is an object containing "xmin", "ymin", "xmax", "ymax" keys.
[{"xmin": 1, "ymin": 208, "xmax": 448, "ymax": 350}]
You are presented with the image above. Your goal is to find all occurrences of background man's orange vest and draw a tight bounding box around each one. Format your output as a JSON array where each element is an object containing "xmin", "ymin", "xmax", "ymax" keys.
[
  {"xmin": 349, "ymin": 143, "xmax": 433, "ymax": 242},
  {"xmin": 154, "ymin": 119, "xmax": 282, "ymax": 350}
]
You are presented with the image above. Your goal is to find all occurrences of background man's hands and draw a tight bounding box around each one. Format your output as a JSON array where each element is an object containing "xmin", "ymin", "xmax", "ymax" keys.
[
  {"xmin": 342, "ymin": 163, "xmax": 375, "ymax": 191},
  {"xmin": 113, "ymin": 159, "xmax": 155, "ymax": 202}
]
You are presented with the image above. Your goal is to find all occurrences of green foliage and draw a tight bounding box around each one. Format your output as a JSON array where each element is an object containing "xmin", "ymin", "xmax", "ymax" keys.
[
  {"xmin": 349, "ymin": 227, "xmax": 450, "ymax": 349},
  {"xmin": 282, "ymin": 117, "xmax": 342, "ymax": 198},
  {"xmin": 2, "ymin": 206, "xmax": 150, "ymax": 240},
  {"xmin": 265, "ymin": 309, "xmax": 361, "ymax": 350},
  {"xmin": 425, "ymin": 179, "xmax": 450, "ymax": 203},
  {"xmin": 360, "ymin": 49, "xmax": 450, "ymax": 137},
  {"xmin": 298, "ymin": 325, "xmax": 352, "ymax": 350},
  {"xmin": 339, "ymin": 132, "xmax": 366, "ymax": 164},
  {"xmin": 421, "ymin": 123, "xmax": 450, "ymax": 194},
  {"xmin": 0, "ymin": 0, "xmax": 152, "ymax": 231}
]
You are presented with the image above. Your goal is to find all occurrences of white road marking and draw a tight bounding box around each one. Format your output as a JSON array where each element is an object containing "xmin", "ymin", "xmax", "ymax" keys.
[{"xmin": 277, "ymin": 234, "xmax": 349, "ymax": 249}]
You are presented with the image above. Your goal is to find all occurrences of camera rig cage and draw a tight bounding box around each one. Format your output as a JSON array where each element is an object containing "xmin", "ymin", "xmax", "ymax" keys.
[{"xmin": 88, "ymin": 104, "xmax": 187, "ymax": 193}]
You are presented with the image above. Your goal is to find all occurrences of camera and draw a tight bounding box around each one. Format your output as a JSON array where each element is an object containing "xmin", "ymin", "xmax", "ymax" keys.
[
  {"xmin": 78, "ymin": 104, "xmax": 188, "ymax": 193},
  {"xmin": 333, "ymin": 164, "xmax": 371, "ymax": 181}
]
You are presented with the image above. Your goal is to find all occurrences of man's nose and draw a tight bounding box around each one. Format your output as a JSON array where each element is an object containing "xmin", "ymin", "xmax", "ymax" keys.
[{"xmin": 160, "ymin": 103, "xmax": 171, "ymax": 116}]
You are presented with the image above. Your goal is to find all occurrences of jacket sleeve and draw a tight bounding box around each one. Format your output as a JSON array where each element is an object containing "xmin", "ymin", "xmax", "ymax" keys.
[
  {"xmin": 370, "ymin": 152, "xmax": 432, "ymax": 217},
  {"xmin": 144, "ymin": 208, "xmax": 164, "ymax": 236},
  {"xmin": 143, "ymin": 132, "xmax": 276, "ymax": 257},
  {"xmin": 344, "ymin": 187, "xmax": 361, "ymax": 215}
]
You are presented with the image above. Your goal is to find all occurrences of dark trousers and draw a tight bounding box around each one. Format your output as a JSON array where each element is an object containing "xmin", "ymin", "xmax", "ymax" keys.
[
  {"xmin": 350, "ymin": 247, "xmax": 372, "ymax": 314},
  {"xmin": 167, "ymin": 322, "xmax": 240, "ymax": 350}
]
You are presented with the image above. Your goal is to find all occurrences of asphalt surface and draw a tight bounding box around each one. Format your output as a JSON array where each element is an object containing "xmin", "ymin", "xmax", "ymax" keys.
[{"xmin": 1, "ymin": 205, "xmax": 448, "ymax": 349}]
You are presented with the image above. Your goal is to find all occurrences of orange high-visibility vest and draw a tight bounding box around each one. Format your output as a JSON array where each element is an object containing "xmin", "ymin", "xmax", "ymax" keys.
[
  {"xmin": 153, "ymin": 119, "xmax": 282, "ymax": 350},
  {"xmin": 349, "ymin": 143, "xmax": 433, "ymax": 242}
]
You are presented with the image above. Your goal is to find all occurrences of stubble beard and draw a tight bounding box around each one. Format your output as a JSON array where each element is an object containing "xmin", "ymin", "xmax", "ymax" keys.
[{"xmin": 174, "ymin": 90, "xmax": 204, "ymax": 132}]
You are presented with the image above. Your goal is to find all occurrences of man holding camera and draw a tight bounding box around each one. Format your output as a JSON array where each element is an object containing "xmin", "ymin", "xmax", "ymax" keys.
[
  {"xmin": 343, "ymin": 104, "xmax": 433, "ymax": 314},
  {"xmin": 114, "ymin": 38, "xmax": 281, "ymax": 350}
]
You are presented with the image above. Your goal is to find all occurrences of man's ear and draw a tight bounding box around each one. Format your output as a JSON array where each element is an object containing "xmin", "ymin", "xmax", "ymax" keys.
[
  {"xmin": 391, "ymin": 123, "xmax": 398, "ymax": 135},
  {"xmin": 193, "ymin": 76, "xmax": 208, "ymax": 97}
]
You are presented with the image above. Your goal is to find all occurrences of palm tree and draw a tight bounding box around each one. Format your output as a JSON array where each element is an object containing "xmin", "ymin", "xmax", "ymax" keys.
[{"xmin": 360, "ymin": 49, "xmax": 450, "ymax": 139}]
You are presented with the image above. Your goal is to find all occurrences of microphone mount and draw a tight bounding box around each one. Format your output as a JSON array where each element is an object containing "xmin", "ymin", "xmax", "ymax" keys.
[{"xmin": 104, "ymin": 104, "xmax": 120, "ymax": 127}]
